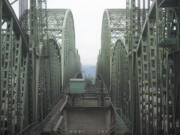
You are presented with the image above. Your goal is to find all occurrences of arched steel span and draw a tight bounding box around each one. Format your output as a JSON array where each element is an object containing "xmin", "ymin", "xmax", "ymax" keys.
[
  {"xmin": 96, "ymin": 9, "xmax": 126, "ymax": 90},
  {"xmin": 97, "ymin": 1, "xmax": 180, "ymax": 135},
  {"xmin": 0, "ymin": 4, "xmax": 82, "ymax": 135},
  {"xmin": 47, "ymin": 9, "xmax": 81, "ymax": 90}
]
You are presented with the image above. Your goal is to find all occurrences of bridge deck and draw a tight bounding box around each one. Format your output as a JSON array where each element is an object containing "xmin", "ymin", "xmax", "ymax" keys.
[
  {"xmin": 64, "ymin": 107, "xmax": 112, "ymax": 135},
  {"xmin": 21, "ymin": 93, "xmax": 130, "ymax": 135}
]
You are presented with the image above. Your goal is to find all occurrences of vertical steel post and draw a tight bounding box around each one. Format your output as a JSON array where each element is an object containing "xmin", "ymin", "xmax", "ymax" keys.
[
  {"xmin": 130, "ymin": 0, "xmax": 136, "ymax": 50},
  {"xmin": 15, "ymin": 37, "xmax": 22, "ymax": 132},
  {"xmin": 30, "ymin": 0, "xmax": 38, "ymax": 122},
  {"xmin": 37, "ymin": 0, "xmax": 48, "ymax": 120},
  {"xmin": 0, "ymin": 0, "xmax": 2, "ymax": 132},
  {"xmin": 126, "ymin": 0, "xmax": 129, "ymax": 49},
  {"xmin": 137, "ymin": 0, "xmax": 141, "ymax": 33},
  {"xmin": 7, "ymin": 18, "xmax": 14, "ymax": 135},
  {"xmin": 137, "ymin": 49, "xmax": 143, "ymax": 135}
]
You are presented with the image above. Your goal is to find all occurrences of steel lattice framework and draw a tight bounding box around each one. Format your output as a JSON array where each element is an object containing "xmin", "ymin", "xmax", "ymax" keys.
[
  {"xmin": 47, "ymin": 9, "xmax": 81, "ymax": 90},
  {"xmin": 0, "ymin": 1, "xmax": 82, "ymax": 135},
  {"xmin": 96, "ymin": 0, "xmax": 180, "ymax": 135},
  {"xmin": 111, "ymin": 39, "xmax": 129, "ymax": 117},
  {"xmin": 97, "ymin": 9, "xmax": 126, "ymax": 90},
  {"xmin": 135, "ymin": 1, "xmax": 180, "ymax": 134}
]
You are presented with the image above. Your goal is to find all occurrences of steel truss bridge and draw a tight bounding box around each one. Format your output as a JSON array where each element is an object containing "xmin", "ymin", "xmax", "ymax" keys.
[
  {"xmin": 0, "ymin": 0, "xmax": 180, "ymax": 135},
  {"xmin": 0, "ymin": 0, "xmax": 81, "ymax": 135},
  {"xmin": 96, "ymin": 0, "xmax": 180, "ymax": 135}
]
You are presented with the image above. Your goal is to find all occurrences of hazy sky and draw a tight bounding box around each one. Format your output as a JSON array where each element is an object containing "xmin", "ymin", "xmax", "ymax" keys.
[{"xmin": 47, "ymin": 0, "xmax": 126, "ymax": 66}]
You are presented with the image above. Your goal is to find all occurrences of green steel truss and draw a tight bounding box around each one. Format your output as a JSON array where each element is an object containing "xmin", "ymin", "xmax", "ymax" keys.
[
  {"xmin": 96, "ymin": 9, "xmax": 126, "ymax": 90},
  {"xmin": 46, "ymin": 9, "xmax": 81, "ymax": 90},
  {"xmin": 96, "ymin": 0, "xmax": 180, "ymax": 135},
  {"xmin": 111, "ymin": 40, "xmax": 129, "ymax": 120},
  {"xmin": 0, "ymin": 1, "xmax": 82, "ymax": 135}
]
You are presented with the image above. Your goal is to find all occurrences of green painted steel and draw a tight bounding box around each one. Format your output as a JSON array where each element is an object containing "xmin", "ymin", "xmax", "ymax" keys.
[
  {"xmin": 47, "ymin": 9, "xmax": 82, "ymax": 90},
  {"xmin": 0, "ymin": 1, "xmax": 82, "ymax": 135},
  {"xmin": 111, "ymin": 39, "xmax": 129, "ymax": 121},
  {"xmin": 96, "ymin": 9, "xmax": 126, "ymax": 90},
  {"xmin": 134, "ymin": 2, "xmax": 180, "ymax": 134},
  {"xmin": 96, "ymin": 0, "xmax": 180, "ymax": 135}
]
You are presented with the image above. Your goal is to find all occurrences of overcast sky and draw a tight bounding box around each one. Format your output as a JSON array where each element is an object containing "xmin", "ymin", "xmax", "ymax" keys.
[{"xmin": 47, "ymin": 0, "xmax": 126, "ymax": 66}]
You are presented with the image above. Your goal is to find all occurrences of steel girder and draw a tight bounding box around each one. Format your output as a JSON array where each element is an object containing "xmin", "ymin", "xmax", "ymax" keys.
[
  {"xmin": 47, "ymin": 9, "xmax": 82, "ymax": 90},
  {"xmin": 28, "ymin": 0, "xmax": 49, "ymax": 123},
  {"xmin": 96, "ymin": 8, "xmax": 132, "ymax": 133},
  {"xmin": 111, "ymin": 40, "xmax": 129, "ymax": 125},
  {"xmin": 0, "ymin": 1, "xmax": 29, "ymax": 135},
  {"xmin": 132, "ymin": 0, "xmax": 180, "ymax": 135},
  {"xmin": 96, "ymin": 9, "xmax": 126, "ymax": 90},
  {"xmin": 127, "ymin": 1, "xmax": 180, "ymax": 134},
  {"xmin": 27, "ymin": 6, "xmax": 81, "ymax": 128},
  {"xmin": 0, "ymin": 2, "xmax": 82, "ymax": 135},
  {"xmin": 126, "ymin": 1, "xmax": 154, "ymax": 134},
  {"xmin": 135, "ymin": 1, "xmax": 180, "ymax": 134},
  {"xmin": 97, "ymin": 0, "xmax": 180, "ymax": 135},
  {"xmin": 36, "ymin": 39, "xmax": 62, "ymax": 121}
]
